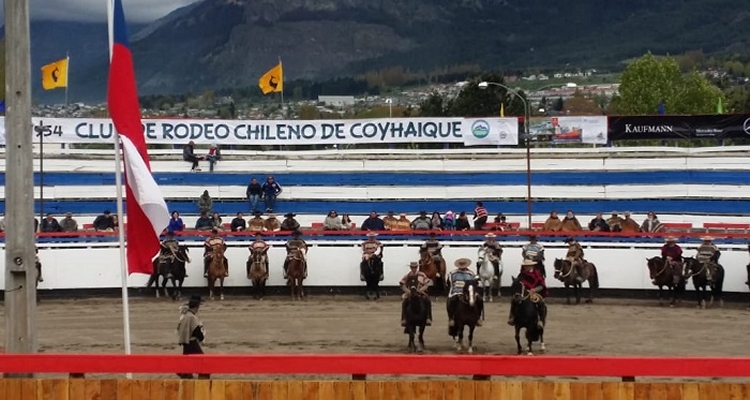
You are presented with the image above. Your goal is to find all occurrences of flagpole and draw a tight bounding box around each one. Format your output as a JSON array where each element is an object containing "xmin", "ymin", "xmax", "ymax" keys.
[
  {"xmin": 64, "ymin": 52, "xmax": 69, "ymax": 106},
  {"xmin": 107, "ymin": 0, "xmax": 133, "ymax": 379},
  {"xmin": 279, "ymin": 56, "xmax": 284, "ymax": 107}
]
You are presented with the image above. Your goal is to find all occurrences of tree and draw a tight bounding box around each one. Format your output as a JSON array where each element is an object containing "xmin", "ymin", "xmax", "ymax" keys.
[
  {"xmin": 448, "ymin": 73, "xmax": 526, "ymax": 117},
  {"xmin": 418, "ymin": 92, "xmax": 449, "ymax": 117},
  {"xmin": 616, "ymin": 52, "xmax": 724, "ymax": 115}
]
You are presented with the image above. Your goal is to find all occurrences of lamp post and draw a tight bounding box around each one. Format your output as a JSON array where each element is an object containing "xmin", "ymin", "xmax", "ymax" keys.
[
  {"xmin": 385, "ymin": 98, "xmax": 393, "ymax": 118},
  {"xmin": 477, "ymin": 81, "xmax": 577, "ymax": 230}
]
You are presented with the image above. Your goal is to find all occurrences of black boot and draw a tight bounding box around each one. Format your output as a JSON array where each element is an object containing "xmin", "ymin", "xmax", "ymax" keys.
[
  {"xmin": 401, "ymin": 300, "xmax": 407, "ymax": 326},
  {"xmin": 224, "ymin": 258, "xmax": 229, "ymax": 277},
  {"xmin": 283, "ymin": 259, "xmax": 289, "ymax": 279},
  {"xmin": 507, "ymin": 303, "xmax": 515, "ymax": 326},
  {"xmin": 537, "ymin": 304, "xmax": 547, "ymax": 329},
  {"xmin": 447, "ymin": 297, "xmax": 456, "ymax": 327},
  {"xmin": 424, "ymin": 297, "xmax": 433, "ymax": 326},
  {"xmin": 493, "ymin": 262, "xmax": 501, "ymax": 280},
  {"xmin": 203, "ymin": 259, "xmax": 209, "ymax": 277},
  {"xmin": 476, "ymin": 298, "xmax": 484, "ymax": 326}
]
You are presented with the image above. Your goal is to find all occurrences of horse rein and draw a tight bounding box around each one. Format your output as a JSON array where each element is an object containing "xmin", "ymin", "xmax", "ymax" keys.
[{"xmin": 555, "ymin": 261, "xmax": 575, "ymax": 279}]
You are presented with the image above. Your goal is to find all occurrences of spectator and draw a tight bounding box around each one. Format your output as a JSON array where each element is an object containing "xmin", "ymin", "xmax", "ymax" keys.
[
  {"xmin": 455, "ymin": 211, "xmax": 471, "ymax": 231},
  {"xmin": 182, "ymin": 141, "xmax": 204, "ymax": 172},
  {"xmin": 361, "ymin": 211, "xmax": 385, "ymax": 231},
  {"xmin": 264, "ymin": 213, "xmax": 281, "ymax": 232},
  {"xmin": 195, "ymin": 211, "xmax": 213, "ymax": 231},
  {"xmin": 41, "ymin": 213, "xmax": 62, "ymax": 232},
  {"xmin": 248, "ymin": 212, "xmax": 266, "ymax": 232},
  {"xmin": 261, "ymin": 176, "xmax": 282, "ymax": 213},
  {"xmin": 543, "ymin": 211, "xmax": 562, "ymax": 232},
  {"xmin": 641, "ymin": 211, "xmax": 664, "ymax": 233},
  {"xmin": 382, "ymin": 211, "xmax": 398, "ymax": 230},
  {"xmin": 430, "ymin": 212, "xmax": 443, "ymax": 230},
  {"xmin": 324, "ymin": 210, "xmax": 344, "ymax": 230},
  {"xmin": 34, "ymin": 217, "xmax": 39, "ymax": 233},
  {"xmin": 246, "ymin": 177, "xmax": 262, "ymax": 214},
  {"xmin": 0, "ymin": 213, "xmax": 5, "ymax": 232},
  {"xmin": 230, "ymin": 212, "xmax": 246, "ymax": 232},
  {"xmin": 588, "ymin": 212, "xmax": 609, "ymax": 232},
  {"xmin": 281, "ymin": 213, "xmax": 301, "ymax": 231},
  {"xmin": 493, "ymin": 214, "xmax": 510, "ymax": 231},
  {"xmin": 341, "ymin": 214, "xmax": 353, "ymax": 230},
  {"xmin": 392, "ymin": 213, "xmax": 412, "ymax": 231},
  {"xmin": 473, "ymin": 202, "xmax": 488, "ymax": 230},
  {"xmin": 560, "ymin": 210, "xmax": 583, "ymax": 231},
  {"xmin": 211, "ymin": 212, "xmax": 223, "ymax": 230},
  {"xmin": 93, "ymin": 210, "xmax": 115, "ymax": 232},
  {"xmin": 198, "ymin": 190, "xmax": 213, "ymax": 215},
  {"xmin": 411, "ymin": 211, "xmax": 431, "ymax": 230},
  {"xmin": 620, "ymin": 212, "xmax": 641, "ymax": 232},
  {"xmin": 607, "ymin": 212, "xmax": 624, "ymax": 232},
  {"xmin": 205, "ymin": 143, "xmax": 222, "ymax": 173},
  {"xmin": 60, "ymin": 212, "xmax": 78, "ymax": 232},
  {"xmin": 112, "ymin": 215, "xmax": 120, "ymax": 230},
  {"xmin": 168, "ymin": 211, "xmax": 185, "ymax": 232},
  {"xmin": 443, "ymin": 211, "xmax": 455, "ymax": 230}
]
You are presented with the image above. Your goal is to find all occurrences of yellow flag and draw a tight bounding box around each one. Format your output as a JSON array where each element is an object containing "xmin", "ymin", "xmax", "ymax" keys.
[
  {"xmin": 500, "ymin": 103, "xmax": 505, "ymax": 117},
  {"xmin": 258, "ymin": 62, "xmax": 283, "ymax": 94},
  {"xmin": 41, "ymin": 57, "xmax": 69, "ymax": 90}
]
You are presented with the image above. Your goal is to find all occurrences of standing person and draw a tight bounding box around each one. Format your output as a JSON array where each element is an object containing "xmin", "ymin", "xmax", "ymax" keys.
[
  {"xmin": 176, "ymin": 295, "xmax": 209, "ymax": 379},
  {"xmin": 205, "ymin": 143, "xmax": 222, "ymax": 173},
  {"xmin": 261, "ymin": 175, "xmax": 283, "ymax": 213},
  {"xmin": 198, "ymin": 190, "xmax": 213, "ymax": 215},
  {"xmin": 246, "ymin": 177, "xmax": 262, "ymax": 214},
  {"xmin": 473, "ymin": 202, "xmax": 488, "ymax": 230},
  {"xmin": 182, "ymin": 141, "xmax": 204, "ymax": 172}
]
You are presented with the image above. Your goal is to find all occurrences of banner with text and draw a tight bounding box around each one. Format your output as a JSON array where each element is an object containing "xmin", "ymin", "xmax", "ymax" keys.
[
  {"xmin": 461, "ymin": 118, "xmax": 519, "ymax": 146},
  {"xmin": 528, "ymin": 116, "xmax": 608, "ymax": 144},
  {"xmin": 0, "ymin": 117, "xmax": 523, "ymax": 146},
  {"xmin": 608, "ymin": 114, "xmax": 750, "ymax": 140}
]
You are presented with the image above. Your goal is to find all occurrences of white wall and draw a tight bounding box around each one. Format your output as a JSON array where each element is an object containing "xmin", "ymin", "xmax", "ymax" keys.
[{"xmin": 11, "ymin": 240, "xmax": 750, "ymax": 293}]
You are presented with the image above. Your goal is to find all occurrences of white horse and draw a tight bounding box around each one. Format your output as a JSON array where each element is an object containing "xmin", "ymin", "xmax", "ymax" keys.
[{"xmin": 477, "ymin": 248, "xmax": 503, "ymax": 302}]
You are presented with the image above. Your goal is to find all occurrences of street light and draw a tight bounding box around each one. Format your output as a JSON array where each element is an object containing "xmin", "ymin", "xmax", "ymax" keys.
[
  {"xmin": 385, "ymin": 98, "xmax": 393, "ymax": 118},
  {"xmin": 478, "ymin": 81, "xmax": 532, "ymax": 229}
]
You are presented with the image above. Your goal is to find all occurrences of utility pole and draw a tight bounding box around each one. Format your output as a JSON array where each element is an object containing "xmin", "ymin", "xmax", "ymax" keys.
[{"xmin": 4, "ymin": 0, "xmax": 37, "ymax": 378}]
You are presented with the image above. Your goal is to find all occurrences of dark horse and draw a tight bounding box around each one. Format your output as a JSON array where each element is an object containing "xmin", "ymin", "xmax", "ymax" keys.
[
  {"xmin": 360, "ymin": 254, "xmax": 384, "ymax": 300},
  {"xmin": 746, "ymin": 261, "xmax": 750, "ymax": 309},
  {"xmin": 449, "ymin": 280, "xmax": 481, "ymax": 354},
  {"xmin": 683, "ymin": 256, "xmax": 725, "ymax": 309},
  {"xmin": 402, "ymin": 276, "xmax": 428, "ymax": 353},
  {"xmin": 553, "ymin": 258, "xmax": 599, "ymax": 304},
  {"xmin": 510, "ymin": 277, "xmax": 545, "ymax": 355},
  {"xmin": 147, "ymin": 245, "xmax": 191, "ymax": 300},
  {"xmin": 419, "ymin": 250, "xmax": 447, "ymax": 296},
  {"xmin": 646, "ymin": 256, "xmax": 684, "ymax": 307}
]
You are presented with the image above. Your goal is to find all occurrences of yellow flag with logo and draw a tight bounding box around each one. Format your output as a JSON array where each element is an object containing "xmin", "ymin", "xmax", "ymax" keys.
[
  {"xmin": 258, "ymin": 62, "xmax": 283, "ymax": 95},
  {"xmin": 41, "ymin": 57, "xmax": 69, "ymax": 90}
]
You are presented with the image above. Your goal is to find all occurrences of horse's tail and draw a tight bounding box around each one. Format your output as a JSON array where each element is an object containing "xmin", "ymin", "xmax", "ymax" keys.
[{"xmin": 588, "ymin": 264, "xmax": 600, "ymax": 290}]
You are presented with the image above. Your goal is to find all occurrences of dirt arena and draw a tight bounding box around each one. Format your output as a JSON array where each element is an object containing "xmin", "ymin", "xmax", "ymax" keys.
[{"xmin": 2, "ymin": 293, "xmax": 750, "ymax": 379}]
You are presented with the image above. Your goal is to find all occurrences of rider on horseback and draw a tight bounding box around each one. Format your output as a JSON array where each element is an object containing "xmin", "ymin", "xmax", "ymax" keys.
[
  {"xmin": 507, "ymin": 259, "xmax": 548, "ymax": 328},
  {"xmin": 420, "ymin": 232, "xmax": 444, "ymax": 268},
  {"xmin": 360, "ymin": 232, "xmax": 383, "ymax": 280},
  {"xmin": 564, "ymin": 236, "xmax": 585, "ymax": 283},
  {"xmin": 160, "ymin": 231, "xmax": 181, "ymax": 278},
  {"xmin": 660, "ymin": 236, "xmax": 683, "ymax": 285},
  {"xmin": 695, "ymin": 236, "xmax": 720, "ymax": 282},
  {"xmin": 249, "ymin": 232, "xmax": 270, "ymax": 275},
  {"xmin": 522, "ymin": 235, "xmax": 545, "ymax": 277},
  {"xmin": 447, "ymin": 258, "xmax": 484, "ymax": 327},
  {"xmin": 479, "ymin": 233, "xmax": 503, "ymax": 281},
  {"xmin": 399, "ymin": 261, "xmax": 433, "ymax": 327},
  {"xmin": 284, "ymin": 230, "xmax": 308, "ymax": 279},
  {"xmin": 203, "ymin": 229, "xmax": 228, "ymax": 277}
]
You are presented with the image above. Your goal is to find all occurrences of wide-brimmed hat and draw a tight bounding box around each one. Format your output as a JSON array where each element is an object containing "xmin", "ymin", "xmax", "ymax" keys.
[
  {"xmin": 409, "ymin": 261, "xmax": 419, "ymax": 268},
  {"xmin": 701, "ymin": 236, "xmax": 714, "ymax": 241},
  {"xmin": 665, "ymin": 236, "xmax": 677, "ymax": 242},
  {"xmin": 521, "ymin": 259, "xmax": 537, "ymax": 268},
  {"xmin": 267, "ymin": 213, "xmax": 276, "ymax": 218},
  {"xmin": 291, "ymin": 230, "xmax": 302, "ymax": 236},
  {"xmin": 187, "ymin": 295, "xmax": 204, "ymax": 307},
  {"xmin": 529, "ymin": 235, "xmax": 538, "ymax": 240},
  {"xmin": 485, "ymin": 233, "xmax": 496, "ymax": 238},
  {"xmin": 253, "ymin": 211, "xmax": 262, "ymax": 217},
  {"xmin": 367, "ymin": 232, "xmax": 378, "ymax": 237},
  {"xmin": 284, "ymin": 213, "xmax": 296, "ymax": 218},
  {"xmin": 399, "ymin": 213, "xmax": 407, "ymax": 217},
  {"xmin": 564, "ymin": 236, "xmax": 575, "ymax": 243},
  {"xmin": 454, "ymin": 258, "xmax": 472, "ymax": 269}
]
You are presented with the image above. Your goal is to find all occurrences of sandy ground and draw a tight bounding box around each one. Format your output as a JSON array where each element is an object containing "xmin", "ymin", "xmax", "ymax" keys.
[{"xmin": 2, "ymin": 293, "xmax": 750, "ymax": 379}]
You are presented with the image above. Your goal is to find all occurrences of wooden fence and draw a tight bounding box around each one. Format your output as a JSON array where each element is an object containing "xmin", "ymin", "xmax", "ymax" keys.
[{"xmin": 0, "ymin": 379, "xmax": 747, "ymax": 400}]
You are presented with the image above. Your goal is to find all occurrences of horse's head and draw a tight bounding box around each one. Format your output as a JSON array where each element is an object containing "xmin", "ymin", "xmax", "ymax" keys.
[
  {"xmin": 682, "ymin": 256, "xmax": 696, "ymax": 273},
  {"xmin": 463, "ymin": 279, "xmax": 478, "ymax": 307},
  {"xmin": 646, "ymin": 256, "xmax": 663, "ymax": 279},
  {"xmin": 212, "ymin": 244, "xmax": 225, "ymax": 258},
  {"xmin": 553, "ymin": 258, "xmax": 566, "ymax": 279},
  {"xmin": 510, "ymin": 276, "xmax": 523, "ymax": 297},
  {"xmin": 179, "ymin": 245, "xmax": 191, "ymax": 263}
]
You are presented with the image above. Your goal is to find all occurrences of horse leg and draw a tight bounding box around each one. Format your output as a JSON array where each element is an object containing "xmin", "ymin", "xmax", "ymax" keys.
[
  {"xmin": 407, "ymin": 326, "xmax": 415, "ymax": 353},
  {"xmin": 515, "ymin": 327, "xmax": 523, "ymax": 355},
  {"xmin": 565, "ymin": 284, "xmax": 571, "ymax": 305},
  {"xmin": 585, "ymin": 280, "xmax": 594, "ymax": 303},
  {"xmin": 417, "ymin": 325, "xmax": 425, "ymax": 353},
  {"xmin": 467, "ymin": 325, "xmax": 475, "ymax": 355},
  {"xmin": 539, "ymin": 329, "xmax": 546, "ymax": 353},
  {"xmin": 454, "ymin": 326, "xmax": 463, "ymax": 352},
  {"xmin": 527, "ymin": 334, "xmax": 534, "ymax": 356},
  {"xmin": 575, "ymin": 283, "xmax": 582, "ymax": 305}
]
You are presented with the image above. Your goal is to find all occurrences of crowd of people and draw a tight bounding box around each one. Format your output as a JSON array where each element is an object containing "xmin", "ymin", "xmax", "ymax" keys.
[{"xmin": 541, "ymin": 210, "xmax": 666, "ymax": 233}]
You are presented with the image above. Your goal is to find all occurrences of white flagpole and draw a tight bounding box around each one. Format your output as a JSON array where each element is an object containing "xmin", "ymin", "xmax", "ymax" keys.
[
  {"xmin": 278, "ymin": 56, "xmax": 284, "ymax": 107},
  {"xmin": 107, "ymin": 0, "xmax": 133, "ymax": 379},
  {"xmin": 64, "ymin": 53, "xmax": 70, "ymax": 106}
]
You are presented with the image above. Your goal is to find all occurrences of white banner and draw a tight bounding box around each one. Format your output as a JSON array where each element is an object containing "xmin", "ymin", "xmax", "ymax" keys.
[
  {"xmin": 0, "ymin": 116, "xmax": 519, "ymax": 146},
  {"xmin": 461, "ymin": 118, "xmax": 519, "ymax": 146},
  {"xmin": 528, "ymin": 116, "xmax": 608, "ymax": 144}
]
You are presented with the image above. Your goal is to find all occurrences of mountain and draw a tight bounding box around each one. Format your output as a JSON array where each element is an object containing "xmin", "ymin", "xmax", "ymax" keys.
[{"xmin": 59, "ymin": 0, "xmax": 750, "ymax": 101}]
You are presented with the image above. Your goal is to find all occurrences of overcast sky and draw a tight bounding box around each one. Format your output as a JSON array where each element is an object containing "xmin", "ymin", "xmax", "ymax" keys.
[{"xmin": 1, "ymin": 0, "xmax": 200, "ymax": 23}]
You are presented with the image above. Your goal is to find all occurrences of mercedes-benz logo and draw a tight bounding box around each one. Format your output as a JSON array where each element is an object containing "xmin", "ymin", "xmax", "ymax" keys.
[{"xmin": 744, "ymin": 118, "xmax": 750, "ymax": 135}]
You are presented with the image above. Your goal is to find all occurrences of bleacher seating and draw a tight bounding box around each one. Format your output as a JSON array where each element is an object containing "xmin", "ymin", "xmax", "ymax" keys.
[{"xmin": 703, "ymin": 222, "xmax": 750, "ymax": 232}]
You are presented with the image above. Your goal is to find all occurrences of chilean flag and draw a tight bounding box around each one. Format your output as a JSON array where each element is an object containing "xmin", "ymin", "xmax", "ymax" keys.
[{"xmin": 107, "ymin": 0, "xmax": 170, "ymax": 275}]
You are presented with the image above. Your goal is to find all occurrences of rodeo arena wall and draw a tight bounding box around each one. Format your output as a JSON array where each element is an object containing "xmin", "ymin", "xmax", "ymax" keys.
[{"xmin": 0, "ymin": 114, "xmax": 749, "ymax": 296}]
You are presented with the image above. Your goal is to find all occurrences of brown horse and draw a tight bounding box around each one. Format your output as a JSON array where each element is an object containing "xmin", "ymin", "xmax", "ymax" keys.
[
  {"xmin": 419, "ymin": 250, "xmax": 447, "ymax": 296},
  {"xmin": 247, "ymin": 251, "xmax": 268, "ymax": 300},
  {"xmin": 553, "ymin": 258, "xmax": 599, "ymax": 304},
  {"xmin": 287, "ymin": 249, "xmax": 306, "ymax": 301},
  {"xmin": 646, "ymin": 256, "xmax": 684, "ymax": 307},
  {"xmin": 747, "ymin": 262, "xmax": 750, "ymax": 309},
  {"xmin": 207, "ymin": 244, "xmax": 227, "ymax": 300}
]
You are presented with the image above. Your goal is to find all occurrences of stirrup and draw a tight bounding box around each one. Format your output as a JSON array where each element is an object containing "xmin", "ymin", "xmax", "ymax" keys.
[
  {"xmin": 476, "ymin": 320, "xmax": 483, "ymax": 327},
  {"xmin": 425, "ymin": 319, "xmax": 432, "ymax": 326},
  {"xmin": 507, "ymin": 318, "xmax": 514, "ymax": 326},
  {"xmin": 400, "ymin": 320, "xmax": 406, "ymax": 327},
  {"xmin": 448, "ymin": 319, "xmax": 455, "ymax": 327}
]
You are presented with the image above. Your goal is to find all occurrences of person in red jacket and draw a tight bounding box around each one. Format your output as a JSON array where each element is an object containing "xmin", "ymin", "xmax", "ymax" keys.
[
  {"xmin": 508, "ymin": 259, "xmax": 548, "ymax": 328},
  {"xmin": 660, "ymin": 236, "xmax": 683, "ymax": 285}
]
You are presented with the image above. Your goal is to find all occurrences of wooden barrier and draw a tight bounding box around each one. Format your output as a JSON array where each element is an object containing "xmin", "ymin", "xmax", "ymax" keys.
[{"xmin": 0, "ymin": 379, "xmax": 748, "ymax": 400}]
